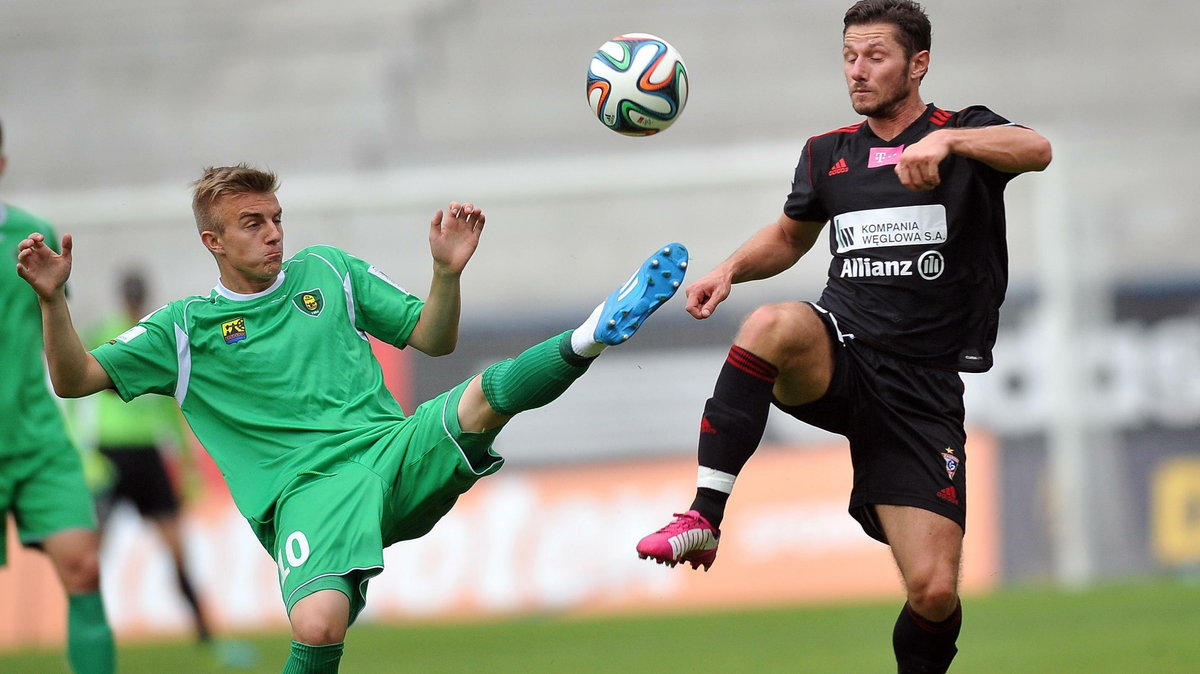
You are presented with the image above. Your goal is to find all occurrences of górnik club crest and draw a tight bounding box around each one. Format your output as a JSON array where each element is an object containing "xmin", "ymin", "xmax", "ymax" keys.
[{"xmin": 292, "ymin": 289, "xmax": 324, "ymax": 317}]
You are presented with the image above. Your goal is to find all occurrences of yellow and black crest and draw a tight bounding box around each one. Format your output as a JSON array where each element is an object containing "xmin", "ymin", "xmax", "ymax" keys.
[
  {"xmin": 291, "ymin": 288, "xmax": 324, "ymax": 317},
  {"xmin": 221, "ymin": 317, "xmax": 247, "ymax": 344}
]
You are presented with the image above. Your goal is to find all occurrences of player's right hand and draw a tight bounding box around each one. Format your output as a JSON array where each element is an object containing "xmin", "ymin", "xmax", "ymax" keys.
[
  {"xmin": 684, "ymin": 269, "xmax": 733, "ymax": 319},
  {"xmin": 15, "ymin": 232, "xmax": 73, "ymax": 302},
  {"xmin": 428, "ymin": 201, "xmax": 484, "ymax": 275}
]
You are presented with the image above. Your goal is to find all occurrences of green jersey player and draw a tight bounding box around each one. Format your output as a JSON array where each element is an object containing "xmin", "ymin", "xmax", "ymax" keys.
[
  {"xmin": 17, "ymin": 164, "xmax": 688, "ymax": 673},
  {"xmin": 1, "ymin": 119, "xmax": 115, "ymax": 674}
]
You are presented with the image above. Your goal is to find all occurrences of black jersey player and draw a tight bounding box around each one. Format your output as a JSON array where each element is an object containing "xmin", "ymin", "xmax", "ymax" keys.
[{"xmin": 636, "ymin": 2, "xmax": 1051, "ymax": 672}]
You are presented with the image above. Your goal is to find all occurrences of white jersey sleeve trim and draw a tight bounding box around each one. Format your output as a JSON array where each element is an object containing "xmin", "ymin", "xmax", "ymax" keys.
[
  {"xmin": 174, "ymin": 323, "xmax": 191, "ymax": 406},
  {"xmin": 366, "ymin": 264, "xmax": 410, "ymax": 294},
  {"xmin": 342, "ymin": 273, "xmax": 368, "ymax": 342},
  {"xmin": 309, "ymin": 251, "xmax": 369, "ymax": 342},
  {"xmin": 174, "ymin": 298, "xmax": 207, "ymax": 405}
]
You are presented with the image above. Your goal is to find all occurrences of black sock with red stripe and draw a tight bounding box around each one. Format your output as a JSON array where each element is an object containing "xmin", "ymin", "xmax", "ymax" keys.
[
  {"xmin": 688, "ymin": 345, "xmax": 779, "ymax": 529},
  {"xmin": 893, "ymin": 601, "xmax": 962, "ymax": 674}
]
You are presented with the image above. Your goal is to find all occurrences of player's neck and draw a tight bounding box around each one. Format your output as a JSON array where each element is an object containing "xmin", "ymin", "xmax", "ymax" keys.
[
  {"xmin": 219, "ymin": 270, "xmax": 280, "ymax": 295},
  {"xmin": 866, "ymin": 97, "xmax": 927, "ymax": 142}
]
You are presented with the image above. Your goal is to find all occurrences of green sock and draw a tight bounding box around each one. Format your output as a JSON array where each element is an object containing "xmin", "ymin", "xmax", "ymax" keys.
[
  {"xmin": 282, "ymin": 641, "xmax": 345, "ymax": 673},
  {"xmin": 481, "ymin": 331, "xmax": 593, "ymax": 415},
  {"xmin": 67, "ymin": 592, "xmax": 115, "ymax": 674}
]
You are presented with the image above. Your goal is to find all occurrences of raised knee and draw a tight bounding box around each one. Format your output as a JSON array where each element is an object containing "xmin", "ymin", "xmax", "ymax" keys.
[
  {"xmin": 736, "ymin": 304, "xmax": 825, "ymax": 361},
  {"xmin": 740, "ymin": 304, "xmax": 790, "ymax": 338}
]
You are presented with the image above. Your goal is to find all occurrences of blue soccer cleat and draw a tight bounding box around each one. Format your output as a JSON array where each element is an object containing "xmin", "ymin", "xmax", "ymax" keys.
[{"xmin": 594, "ymin": 243, "xmax": 689, "ymax": 345}]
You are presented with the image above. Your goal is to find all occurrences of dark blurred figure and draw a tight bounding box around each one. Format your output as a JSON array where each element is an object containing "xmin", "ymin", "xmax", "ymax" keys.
[{"xmin": 85, "ymin": 269, "xmax": 213, "ymax": 644}]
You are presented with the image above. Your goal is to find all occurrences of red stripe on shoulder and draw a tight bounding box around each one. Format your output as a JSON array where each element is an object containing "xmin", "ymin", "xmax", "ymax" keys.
[
  {"xmin": 930, "ymin": 107, "xmax": 954, "ymax": 127},
  {"xmin": 805, "ymin": 137, "xmax": 815, "ymax": 187},
  {"xmin": 813, "ymin": 122, "xmax": 863, "ymax": 138}
]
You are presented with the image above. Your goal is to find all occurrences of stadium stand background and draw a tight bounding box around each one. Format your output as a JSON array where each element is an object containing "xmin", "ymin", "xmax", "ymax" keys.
[
  {"xmin": 1, "ymin": 0, "xmax": 1192, "ymax": 316},
  {"xmin": 2, "ymin": 0, "xmax": 1197, "ymax": 619}
]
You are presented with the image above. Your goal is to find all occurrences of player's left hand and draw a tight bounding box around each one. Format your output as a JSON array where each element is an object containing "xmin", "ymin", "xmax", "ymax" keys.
[
  {"xmin": 895, "ymin": 132, "xmax": 951, "ymax": 191},
  {"xmin": 428, "ymin": 202, "xmax": 485, "ymax": 275}
]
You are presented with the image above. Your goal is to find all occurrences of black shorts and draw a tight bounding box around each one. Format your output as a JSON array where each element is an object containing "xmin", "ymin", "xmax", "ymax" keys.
[
  {"xmin": 772, "ymin": 305, "xmax": 967, "ymax": 544},
  {"xmin": 96, "ymin": 446, "xmax": 181, "ymax": 521}
]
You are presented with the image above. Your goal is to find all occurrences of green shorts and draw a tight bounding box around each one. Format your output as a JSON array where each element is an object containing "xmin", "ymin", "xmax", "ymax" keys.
[
  {"xmin": 271, "ymin": 377, "xmax": 505, "ymax": 623},
  {"xmin": 0, "ymin": 442, "xmax": 97, "ymax": 567}
]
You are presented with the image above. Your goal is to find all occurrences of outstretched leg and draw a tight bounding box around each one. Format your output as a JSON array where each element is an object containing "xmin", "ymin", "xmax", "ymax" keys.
[{"xmin": 456, "ymin": 244, "xmax": 689, "ymax": 433}]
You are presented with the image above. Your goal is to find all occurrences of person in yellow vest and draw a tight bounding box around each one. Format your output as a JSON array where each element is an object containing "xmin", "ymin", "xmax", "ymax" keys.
[{"xmin": 83, "ymin": 270, "xmax": 215, "ymax": 644}]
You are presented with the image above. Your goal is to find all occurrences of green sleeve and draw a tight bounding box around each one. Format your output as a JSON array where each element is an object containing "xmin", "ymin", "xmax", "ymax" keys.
[
  {"xmin": 91, "ymin": 304, "xmax": 180, "ymax": 401},
  {"xmin": 344, "ymin": 252, "xmax": 425, "ymax": 348}
]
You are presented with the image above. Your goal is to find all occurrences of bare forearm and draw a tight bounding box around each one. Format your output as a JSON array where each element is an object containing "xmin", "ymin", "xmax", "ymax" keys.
[
  {"xmin": 38, "ymin": 293, "xmax": 111, "ymax": 397},
  {"xmin": 409, "ymin": 268, "xmax": 462, "ymax": 356},
  {"xmin": 942, "ymin": 125, "xmax": 1052, "ymax": 173},
  {"xmin": 724, "ymin": 219, "xmax": 819, "ymax": 284}
]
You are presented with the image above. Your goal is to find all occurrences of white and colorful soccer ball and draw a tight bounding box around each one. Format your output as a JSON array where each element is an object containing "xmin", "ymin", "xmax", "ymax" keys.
[{"xmin": 587, "ymin": 33, "xmax": 688, "ymax": 136}]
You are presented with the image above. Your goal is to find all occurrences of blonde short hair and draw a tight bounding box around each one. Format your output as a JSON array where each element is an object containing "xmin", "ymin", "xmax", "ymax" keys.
[{"xmin": 191, "ymin": 164, "xmax": 279, "ymax": 234}]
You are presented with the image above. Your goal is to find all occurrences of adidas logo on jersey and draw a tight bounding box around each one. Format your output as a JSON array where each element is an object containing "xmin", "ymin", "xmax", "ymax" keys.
[{"xmin": 828, "ymin": 157, "xmax": 849, "ymax": 176}]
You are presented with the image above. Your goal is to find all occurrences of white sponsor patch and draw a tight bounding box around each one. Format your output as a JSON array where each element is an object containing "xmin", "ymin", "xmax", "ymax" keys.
[
  {"xmin": 114, "ymin": 325, "xmax": 146, "ymax": 343},
  {"xmin": 368, "ymin": 265, "xmax": 410, "ymax": 294},
  {"xmin": 833, "ymin": 204, "xmax": 947, "ymax": 253}
]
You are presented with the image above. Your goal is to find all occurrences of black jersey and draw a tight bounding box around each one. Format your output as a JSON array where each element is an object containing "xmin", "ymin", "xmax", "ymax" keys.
[{"xmin": 784, "ymin": 103, "xmax": 1019, "ymax": 373}]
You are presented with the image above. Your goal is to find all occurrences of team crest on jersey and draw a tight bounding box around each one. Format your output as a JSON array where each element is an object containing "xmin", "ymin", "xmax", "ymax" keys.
[
  {"xmin": 941, "ymin": 448, "xmax": 960, "ymax": 480},
  {"xmin": 222, "ymin": 317, "xmax": 247, "ymax": 344},
  {"xmin": 291, "ymin": 289, "xmax": 324, "ymax": 317}
]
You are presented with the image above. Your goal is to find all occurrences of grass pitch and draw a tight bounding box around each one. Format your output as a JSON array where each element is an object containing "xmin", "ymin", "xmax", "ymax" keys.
[{"xmin": 2, "ymin": 578, "xmax": 1197, "ymax": 672}]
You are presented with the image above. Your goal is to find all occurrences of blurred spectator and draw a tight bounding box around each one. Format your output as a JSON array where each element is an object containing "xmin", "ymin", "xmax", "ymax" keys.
[{"xmin": 83, "ymin": 270, "xmax": 212, "ymax": 644}]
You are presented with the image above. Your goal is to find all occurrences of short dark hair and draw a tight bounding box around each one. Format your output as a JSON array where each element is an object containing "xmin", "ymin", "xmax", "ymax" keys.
[
  {"xmin": 120, "ymin": 270, "xmax": 148, "ymax": 307},
  {"xmin": 844, "ymin": 0, "xmax": 932, "ymax": 61}
]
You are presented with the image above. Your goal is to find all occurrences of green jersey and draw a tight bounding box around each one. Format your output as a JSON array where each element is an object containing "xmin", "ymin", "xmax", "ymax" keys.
[
  {"xmin": 0, "ymin": 203, "xmax": 74, "ymax": 455},
  {"xmin": 92, "ymin": 245, "xmax": 425, "ymax": 525},
  {"xmin": 85, "ymin": 314, "xmax": 187, "ymax": 450}
]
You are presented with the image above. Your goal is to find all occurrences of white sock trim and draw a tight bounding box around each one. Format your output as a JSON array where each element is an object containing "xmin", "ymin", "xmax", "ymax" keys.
[
  {"xmin": 697, "ymin": 466, "xmax": 737, "ymax": 493},
  {"xmin": 570, "ymin": 302, "xmax": 607, "ymax": 358}
]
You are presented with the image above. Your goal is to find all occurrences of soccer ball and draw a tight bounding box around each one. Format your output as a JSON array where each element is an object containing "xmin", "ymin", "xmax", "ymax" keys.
[{"xmin": 587, "ymin": 33, "xmax": 688, "ymax": 136}]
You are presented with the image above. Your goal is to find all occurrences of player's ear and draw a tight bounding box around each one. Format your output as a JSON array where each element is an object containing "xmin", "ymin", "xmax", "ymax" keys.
[
  {"xmin": 200, "ymin": 229, "xmax": 223, "ymax": 255},
  {"xmin": 910, "ymin": 50, "xmax": 929, "ymax": 81}
]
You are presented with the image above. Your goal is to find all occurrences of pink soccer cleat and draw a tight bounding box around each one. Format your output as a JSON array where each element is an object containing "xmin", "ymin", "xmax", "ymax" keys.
[{"xmin": 636, "ymin": 510, "xmax": 720, "ymax": 571}]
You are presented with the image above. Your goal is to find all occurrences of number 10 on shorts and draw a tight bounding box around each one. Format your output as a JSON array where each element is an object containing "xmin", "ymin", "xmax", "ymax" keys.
[{"xmin": 276, "ymin": 530, "xmax": 311, "ymax": 583}]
